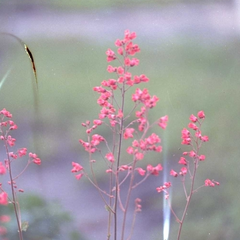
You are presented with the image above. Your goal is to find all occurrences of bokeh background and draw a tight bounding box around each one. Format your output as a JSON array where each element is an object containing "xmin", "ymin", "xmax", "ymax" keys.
[{"xmin": 0, "ymin": 0, "xmax": 240, "ymax": 239}]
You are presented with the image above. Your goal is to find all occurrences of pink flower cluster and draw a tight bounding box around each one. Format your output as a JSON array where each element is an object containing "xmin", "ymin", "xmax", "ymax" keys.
[
  {"xmin": 0, "ymin": 192, "xmax": 8, "ymax": 205},
  {"xmin": 157, "ymin": 111, "xmax": 219, "ymax": 199},
  {"xmin": 126, "ymin": 133, "xmax": 162, "ymax": 161},
  {"xmin": 0, "ymin": 214, "xmax": 10, "ymax": 240},
  {"xmin": 71, "ymin": 31, "xmax": 220, "ymax": 239},
  {"xmin": 181, "ymin": 111, "xmax": 208, "ymax": 145},
  {"xmin": 0, "ymin": 108, "xmax": 41, "ymax": 205},
  {"xmin": 71, "ymin": 162, "xmax": 84, "ymax": 180},
  {"xmin": 72, "ymin": 30, "xmax": 168, "ymax": 182}
]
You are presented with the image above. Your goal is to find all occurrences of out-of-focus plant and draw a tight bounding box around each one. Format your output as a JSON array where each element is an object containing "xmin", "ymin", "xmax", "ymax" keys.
[
  {"xmin": 0, "ymin": 194, "xmax": 85, "ymax": 240},
  {"xmin": 0, "ymin": 109, "xmax": 41, "ymax": 240}
]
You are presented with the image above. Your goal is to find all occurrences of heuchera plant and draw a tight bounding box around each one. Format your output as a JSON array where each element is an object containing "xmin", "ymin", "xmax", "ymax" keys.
[
  {"xmin": 0, "ymin": 108, "xmax": 41, "ymax": 240},
  {"xmin": 157, "ymin": 111, "xmax": 219, "ymax": 240},
  {"xmin": 0, "ymin": 30, "xmax": 219, "ymax": 240},
  {"xmin": 71, "ymin": 30, "xmax": 219, "ymax": 240}
]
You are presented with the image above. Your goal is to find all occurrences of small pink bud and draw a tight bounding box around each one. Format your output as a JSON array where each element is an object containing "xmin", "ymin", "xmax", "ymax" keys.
[
  {"xmin": 198, "ymin": 110, "xmax": 205, "ymax": 119},
  {"xmin": 189, "ymin": 114, "xmax": 198, "ymax": 122},
  {"xmin": 199, "ymin": 155, "xmax": 206, "ymax": 161},
  {"xmin": 170, "ymin": 169, "xmax": 178, "ymax": 177}
]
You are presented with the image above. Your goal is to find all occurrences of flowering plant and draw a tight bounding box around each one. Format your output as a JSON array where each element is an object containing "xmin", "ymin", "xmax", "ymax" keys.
[
  {"xmin": 0, "ymin": 30, "xmax": 219, "ymax": 240},
  {"xmin": 71, "ymin": 30, "xmax": 219, "ymax": 240},
  {"xmin": 0, "ymin": 108, "xmax": 41, "ymax": 240}
]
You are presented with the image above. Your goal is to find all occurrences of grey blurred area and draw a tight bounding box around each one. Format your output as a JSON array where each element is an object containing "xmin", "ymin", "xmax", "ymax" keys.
[{"xmin": 0, "ymin": 1, "xmax": 239, "ymax": 41}]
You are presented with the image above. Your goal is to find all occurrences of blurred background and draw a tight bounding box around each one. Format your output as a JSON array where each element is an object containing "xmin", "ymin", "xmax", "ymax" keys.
[{"xmin": 0, "ymin": 0, "xmax": 240, "ymax": 239}]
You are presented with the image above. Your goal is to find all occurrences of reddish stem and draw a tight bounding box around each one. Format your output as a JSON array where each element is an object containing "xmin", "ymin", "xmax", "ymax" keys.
[{"xmin": 4, "ymin": 141, "xmax": 23, "ymax": 240}]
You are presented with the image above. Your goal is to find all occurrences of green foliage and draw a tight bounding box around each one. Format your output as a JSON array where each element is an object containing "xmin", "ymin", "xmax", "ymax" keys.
[{"xmin": 0, "ymin": 194, "xmax": 85, "ymax": 240}]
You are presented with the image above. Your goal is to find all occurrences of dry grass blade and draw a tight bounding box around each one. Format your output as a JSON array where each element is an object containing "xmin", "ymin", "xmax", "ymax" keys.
[
  {"xmin": 0, "ymin": 32, "xmax": 40, "ymax": 159},
  {"xmin": 0, "ymin": 32, "xmax": 38, "ymax": 88}
]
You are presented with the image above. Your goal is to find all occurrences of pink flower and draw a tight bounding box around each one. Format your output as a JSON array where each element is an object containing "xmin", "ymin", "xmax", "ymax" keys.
[
  {"xmin": 71, "ymin": 162, "xmax": 83, "ymax": 173},
  {"xmin": 201, "ymin": 135, "xmax": 209, "ymax": 142},
  {"xmin": 126, "ymin": 146, "xmax": 134, "ymax": 154},
  {"xmin": 146, "ymin": 133, "xmax": 161, "ymax": 144},
  {"xmin": 0, "ymin": 192, "xmax": 8, "ymax": 205},
  {"xmin": 93, "ymin": 86, "xmax": 106, "ymax": 93},
  {"xmin": 147, "ymin": 164, "xmax": 163, "ymax": 176},
  {"xmin": 29, "ymin": 153, "xmax": 41, "ymax": 165},
  {"xmin": 158, "ymin": 115, "xmax": 168, "ymax": 129},
  {"xmin": 181, "ymin": 138, "xmax": 191, "ymax": 145},
  {"xmin": 124, "ymin": 30, "xmax": 137, "ymax": 41},
  {"xmin": 198, "ymin": 110, "xmax": 205, "ymax": 119},
  {"xmin": 117, "ymin": 47, "xmax": 123, "ymax": 55},
  {"xmin": 178, "ymin": 157, "xmax": 187, "ymax": 165},
  {"xmin": 117, "ymin": 109, "xmax": 123, "ymax": 118},
  {"xmin": 129, "ymin": 58, "xmax": 139, "ymax": 67},
  {"xmin": 75, "ymin": 173, "xmax": 83, "ymax": 180},
  {"xmin": 181, "ymin": 128, "xmax": 190, "ymax": 138},
  {"xmin": 135, "ymin": 198, "xmax": 142, "ymax": 212},
  {"xmin": 189, "ymin": 150, "xmax": 196, "ymax": 157},
  {"xmin": 156, "ymin": 182, "xmax": 171, "ymax": 193},
  {"xmin": 117, "ymin": 67, "xmax": 124, "ymax": 75},
  {"xmin": 0, "ymin": 163, "xmax": 6, "ymax": 175},
  {"xmin": 18, "ymin": 148, "xmax": 27, "ymax": 157},
  {"xmin": 33, "ymin": 158, "xmax": 41, "ymax": 165},
  {"xmin": 7, "ymin": 136, "xmax": 16, "ymax": 147},
  {"xmin": 181, "ymin": 129, "xmax": 191, "ymax": 145},
  {"xmin": 91, "ymin": 134, "xmax": 105, "ymax": 146},
  {"xmin": 9, "ymin": 122, "xmax": 18, "ymax": 130},
  {"xmin": 140, "ymin": 74, "xmax": 149, "ymax": 82},
  {"xmin": 189, "ymin": 114, "xmax": 198, "ymax": 122},
  {"xmin": 105, "ymin": 153, "xmax": 115, "ymax": 162},
  {"xmin": 119, "ymin": 165, "xmax": 129, "ymax": 171},
  {"xmin": 0, "ymin": 108, "xmax": 12, "ymax": 118},
  {"xmin": 106, "ymin": 48, "xmax": 116, "ymax": 62},
  {"xmin": 29, "ymin": 153, "xmax": 37, "ymax": 158},
  {"xmin": 188, "ymin": 122, "xmax": 198, "ymax": 130},
  {"xmin": 93, "ymin": 119, "xmax": 102, "ymax": 126},
  {"xmin": 107, "ymin": 65, "xmax": 116, "ymax": 73},
  {"xmin": 195, "ymin": 130, "xmax": 202, "ymax": 138},
  {"xmin": 9, "ymin": 152, "xmax": 17, "ymax": 159},
  {"xmin": 199, "ymin": 155, "xmax": 206, "ymax": 161},
  {"xmin": 156, "ymin": 186, "xmax": 164, "ymax": 193},
  {"xmin": 0, "ymin": 215, "xmax": 10, "ymax": 223},
  {"xmin": 124, "ymin": 58, "xmax": 131, "ymax": 66},
  {"xmin": 170, "ymin": 169, "xmax": 178, "ymax": 177},
  {"xmin": 205, "ymin": 179, "xmax": 215, "ymax": 187},
  {"xmin": 115, "ymin": 39, "xmax": 123, "ymax": 47},
  {"xmin": 137, "ymin": 168, "xmax": 146, "ymax": 176},
  {"xmin": 159, "ymin": 115, "xmax": 168, "ymax": 122},
  {"xmin": 147, "ymin": 165, "xmax": 153, "ymax": 172},
  {"xmin": 123, "ymin": 128, "xmax": 135, "ymax": 139},
  {"xmin": 155, "ymin": 146, "xmax": 163, "ymax": 152},
  {"xmin": 180, "ymin": 167, "xmax": 187, "ymax": 176},
  {"xmin": 135, "ymin": 152, "xmax": 144, "ymax": 160}
]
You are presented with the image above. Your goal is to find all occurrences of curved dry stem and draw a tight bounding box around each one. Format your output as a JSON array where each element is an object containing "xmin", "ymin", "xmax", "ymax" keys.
[{"xmin": 0, "ymin": 32, "xmax": 38, "ymax": 87}]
